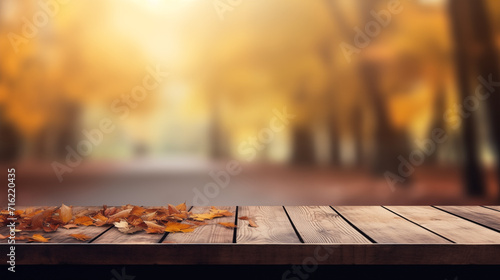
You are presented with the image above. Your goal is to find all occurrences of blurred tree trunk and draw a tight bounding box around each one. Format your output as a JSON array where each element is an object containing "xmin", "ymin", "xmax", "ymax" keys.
[
  {"xmin": 360, "ymin": 61, "xmax": 410, "ymax": 179},
  {"xmin": 317, "ymin": 40, "xmax": 342, "ymax": 166},
  {"xmin": 329, "ymin": 120, "xmax": 341, "ymax": 165},
  {"xmin": 208, "ymin": 83, "xmax": 229, "ymax": 159},
  {"xmin": 468, "ymin": 0, "xmax": 500, "ymax": 200},
  {"xmin": 291, "ymin": 125, "xmax": 316, "ymax": 165},
  {"xmin": 352, "ymin": 105, "xmax": 364, "ymax": 166},
  {"xmin": 355, "ymin": 1, "xmax": 412, "ymax": 180},
  {"xmin": 290, "ymin": 81, "xmax": 316, "ymax": 165},
  {"xmin": 0, "ymin": 105, "xmax": 22, "ymax": 162},
  {"xmin": 448, "ymin": 0, "xmax": 500, "ymax": 196},
  {"xmin": 427, "ymin": 86, "xmax": 447, "ymax": 164}
]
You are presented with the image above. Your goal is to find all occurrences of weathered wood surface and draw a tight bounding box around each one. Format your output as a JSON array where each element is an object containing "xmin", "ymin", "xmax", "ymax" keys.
[
  {"xmin": 2, "ymin": 205, "xmax": 500, "ymax": 265},
  {"xmin": 483, "ymin": 205, "xmax": 500, "ymax": 212},
  {"xmin": 284, "ymin": 206, "xmax": 370, "ymax": 243},
  {"xmin": 333, "ymin": 206, "xmax": 449, "ymax": 243},
  {"xmin": 236, "ymin": 206, "xmax": 301, "ymax": 243},
  {"xmin": 163, "ymin": 206, "xmax": 236, "ymax": 243},
  {"xmin": 434, "ymin": 206, "xmax": 500, "ymax": 231},
  {"xmin": 386, "ymin": 206, "xmax": 500, "ymax": 243}
]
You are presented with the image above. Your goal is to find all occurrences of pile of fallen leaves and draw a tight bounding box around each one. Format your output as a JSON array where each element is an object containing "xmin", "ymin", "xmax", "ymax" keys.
[{"xmin": 0, "ymin": 203, "xmax": 250, "ymax": 242}]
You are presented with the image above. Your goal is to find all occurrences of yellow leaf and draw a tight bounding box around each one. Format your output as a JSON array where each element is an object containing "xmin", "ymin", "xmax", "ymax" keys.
[
  {"xmin": 30, "ymin": 234, "xmax": 50, "ymax": 243},
  {"xmin": 190, "ymin": 213, "xmax": 217, "ymax": 221},
  {"xmin": 164, "ymin": 222, "xmax": 195, "ymax": 233},
  {"xmin": 175, "ymin": 202, "xmax": 187, "ymax": 212},
  {"xmin": 70, "ymin": 233, "xmax": 91, "ymax": 241},
  {"xmin": 74, "ymin": 216, "xmax": 93, "ymax": 226},
  {"xmin": 210, "ymin": 207, "xmax": 234, "ymax": 217},
  {"xmin": 218, "ymin": 222, "xmax": 237, "ymax": 228}
]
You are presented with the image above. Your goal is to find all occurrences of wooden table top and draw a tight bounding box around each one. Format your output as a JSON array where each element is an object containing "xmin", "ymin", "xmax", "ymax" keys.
[{"xmin": 1, "ymin": 205, "xmax": 500, "ymax": 265}]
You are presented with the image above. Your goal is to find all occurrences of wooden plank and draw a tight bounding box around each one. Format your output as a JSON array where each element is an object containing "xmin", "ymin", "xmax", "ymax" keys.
[
  {"xmin": 236, "ymin": 206, "xmax": 300, "ymax": 244},
  {"xmin": 163, "ymin": 206, "xmax": 236, "ymax": 243},
  {"xmin": 386, "ymin": 206, "xmax": 500, "ymax": 244},
  {"xmin": 333, "ymin": 206, "xmax": 449, "ymax": 244},
  {"xmin": 284, "ymin": 206, "xmax": 371, "ymax": 244},
  {"xmin": 5, "ymin": 244, "xmax": 500, "ymax": 265},
  {"xmin": 91, "ymin": 227, "xmax": 163, "ymax": 244},
  {"xmin": 483, "ymin": 206, "xmax": 500, "ymax": 212},
  {"xmin": 435, "ymin": 206, "xmax": 500, "ymax": 231}
]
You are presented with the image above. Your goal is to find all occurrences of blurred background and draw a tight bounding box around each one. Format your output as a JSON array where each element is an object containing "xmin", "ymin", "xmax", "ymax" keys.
[{"xmin": 0, "ymin": 0, "xmax": 499, "ymax": 207}]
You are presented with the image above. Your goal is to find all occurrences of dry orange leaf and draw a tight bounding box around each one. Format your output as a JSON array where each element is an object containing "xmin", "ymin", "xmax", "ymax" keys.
[
  {"xmin": 190, "ymin": 213, "xmax": 217, "ymax": 221},
  {"xmin": 171, "ymin": 213, "xmax": 188, "ymax": 220},
  {"xmin": 74, "ymin": 216, "xmax": 93, "ymax": 226},
  {"xmin": 176, "ymin": 202, "xmax": 187, "ymax": 212},
  {"xmin": 248, "ymin": 219, "xmax": 258, "ymax": 227},
  {"xmin": 144, "ymin": 221, "xmax": 165, "ymax": 234},
  {"xmin": 108, "ymin": 209, "xmax": 132, "ymax": 223},
  {"xmin": 127, "ymin": 215, "xmax": 147, "ymax": 228},
  {"xmin": 92, "ymin": 213, "xmax": 108, "ymax": 226},
  {"xmin": 190, "ymin": 207, "xmax": 234, "ymax": 221},
  {"xmin": 218, "ymin": 222, "xmax": 237, "ymax": 228},
  {"xmin": 130, "ymin": 206, "xmax": 146, "ymax": 216},
  {"xmin": 58, "ymin": 204, "xmax": 73, "ymax": 224},
  {"xmin": 239, "ymin": 216, "xmax": 258, "ymax": 227},
  {"xmin": 43, "ymin": 221, "xmax": 60, "ymax": 232},
  {"xmin": 29, "ymin": 234, "xmax": 50, "ymax": 243},
  {"xmin": 185, "ymin": 220, "xmax": 207, "ymax": 226},
  {"xmin": 30, "ymin": 209, "xmax": 55, "ymax": 229},
  {"xmin": 0, "ymin": 235, "xmax": 29, "ymax": 241},
  {"xmin": 63, "ymin": 224, "xmax": 78, "ymax": 229},
  {"xmin": 164, "ymin": 222, "xmax": 195, "ymax": 233},
  {"xmin": 93, "ymin": 213, "xmax": 107, "ymax": 222},
  {"xmin": 145, "ymin": 227, "xmax": 164, "ymax": 234},
  {"xmin": 168, "ymin": 204, "xmax": 180, "ymax": 214},
  {"xmin": 210, "ymin": 207, "xmax": 234, "ymax": 217},
  {"xmin": 70, "ymin": 233, "xmax": 91, "ymax": 241},
  {"xmin": 103, "ymin": 207, "xmax": 119, "ymax": 217}
]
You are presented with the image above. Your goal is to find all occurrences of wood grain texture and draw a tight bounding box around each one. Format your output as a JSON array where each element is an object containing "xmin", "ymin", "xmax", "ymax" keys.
[
  {"xmin": 435, "ymin": 206, "xmax": 500, "ymax": 231},
  {"xmin": 284, "ymin": 206, "xmax": 371, "ymax": 244},
  {"xmin": 163, "ymin": 206, "xmax": 236, "ymax": 243},
  {"xmin": 236, "ymin": 206, "xmax": 300, "ymax": 244},
  {"xmin": 333, "ymin": 206, "xmax": 449, "ymax": 244},
  {"xmin": 91, "ymin": 227, "xmax": 163, "ymax": 244},
  {"xmin": 386, "ymin": 206, "xmax": 500, "ymax": 244},
  {"xmin": 483, "ymin": 206, "xmax": 500, "ymax": 212}
]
